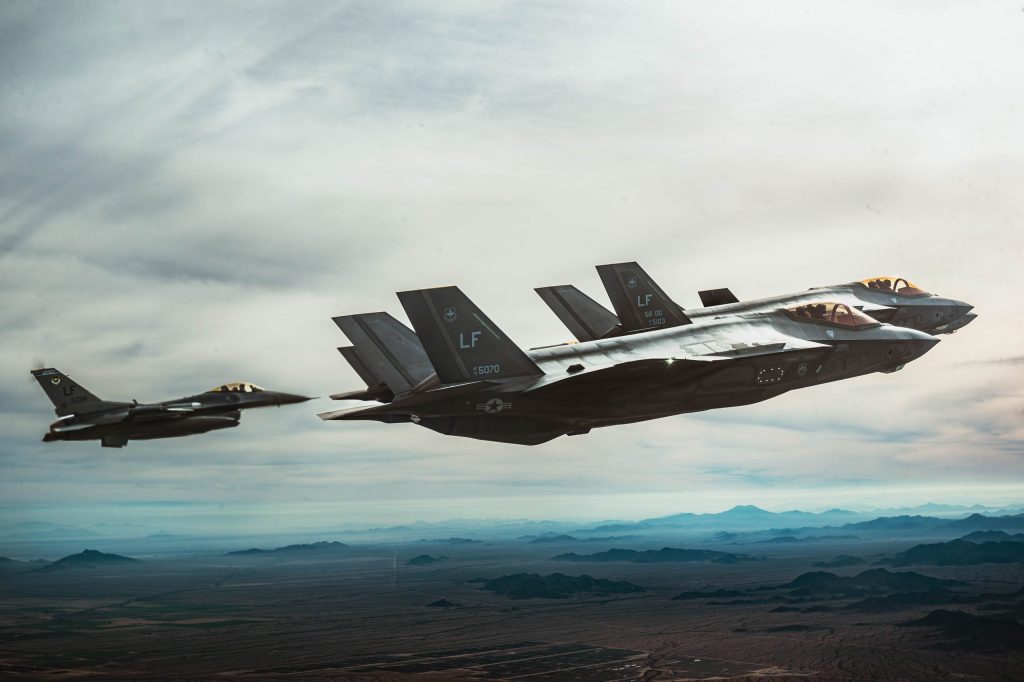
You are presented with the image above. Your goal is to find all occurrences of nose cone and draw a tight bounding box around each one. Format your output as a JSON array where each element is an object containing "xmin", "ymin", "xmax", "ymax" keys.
[
  {"xmin": 889, "ymin": 328, "xmax": 940, "ymax": 364},
  {"xmin": 272, "ymin": 392, "xmax": 314, "ymax": 406},
  {"xmin": 951, "ymin": 300, "xmax": 974, "ymax": 321},
  {"xmin": 934, "ymin": 300, "xmax": 976, "ymax": 334}
]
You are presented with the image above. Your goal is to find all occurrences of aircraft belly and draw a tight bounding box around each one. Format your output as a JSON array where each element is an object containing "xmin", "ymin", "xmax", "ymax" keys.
[{"xmin": 52, "ymin": 416, "xmax": 240, "ymax": 442}]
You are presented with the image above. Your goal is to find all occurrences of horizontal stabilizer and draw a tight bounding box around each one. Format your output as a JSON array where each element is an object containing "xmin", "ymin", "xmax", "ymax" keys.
[
  {"xmin": 329, "ymin": 387, "xmax": 393, "ymax": 402},
  {"xmin": 535, "ymin": 285, "xmax": 621, "ymax": 341},
  {"xmin": 397, "ymin": 286, "xmax": 543, "ymax": 384},
  {"xmin": 698, "ymin": 288, "xmax": 739, "ymax": 307},
  {"xmin": 318, "ymin": 404, "xmax": 405, "ymax": 422},
  {"xmin": 595, "ymin": 262, "xmax": 690, "ymax": 332}
]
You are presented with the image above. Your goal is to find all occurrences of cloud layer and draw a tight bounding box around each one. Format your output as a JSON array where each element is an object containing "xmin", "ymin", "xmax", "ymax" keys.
[{"xmin": 2, "ymin": 1, "xmax": 1022, "ymax": 530}]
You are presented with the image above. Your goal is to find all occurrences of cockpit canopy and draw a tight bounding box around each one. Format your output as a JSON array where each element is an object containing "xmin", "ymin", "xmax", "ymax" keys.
[
  {"xmin": 785, "ymin": 302, "xmax": 880, "ymax": 329},
  {"xmin": 858, "ymin": 276, "xmax": 930, "ymax": 298},
  {"xmin": 208, "ymin": 382, "xmax": 265, "ymax": 393}
]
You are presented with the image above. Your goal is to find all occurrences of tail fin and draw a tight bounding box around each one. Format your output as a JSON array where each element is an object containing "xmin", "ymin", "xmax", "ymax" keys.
[
  {"xmin": 698, "ymin": 288, "xmax": 739, "ymax": 307},
  {"xmin": 332, "ymin": 346, "xmax": 392, "ymax": 401},
  {"xmin": 595, "ymin": 261, "xmax": 691, "ymax": 332},
  {"xmin": 332, "ymin": 313, "xmax": 435, "ymax": 398},
  {"xmin": 535, "ymin": 285, "xmax": 621, "ymax": 341},
  {"xmin": 31, "ymin": 368, "xmax": 105, "ymax": 415},
  {"xmin": 397, "ymin": 286, "xmax": 543, "ymax": 384},
  {"xmin": 338, "ymin": 346, "xmax": 379, "ymax": 388}
]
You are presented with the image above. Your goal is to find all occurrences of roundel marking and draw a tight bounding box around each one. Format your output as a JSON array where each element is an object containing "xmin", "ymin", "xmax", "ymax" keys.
[{"xmin": 51, "ymin": 376, "xmax": 61, "ymax": 385}]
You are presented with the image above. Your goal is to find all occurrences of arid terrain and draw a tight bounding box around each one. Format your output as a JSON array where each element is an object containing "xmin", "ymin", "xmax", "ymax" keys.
[{"xmin": 3, "ymin": 532, "xmax": 1024, "ymax": 680}]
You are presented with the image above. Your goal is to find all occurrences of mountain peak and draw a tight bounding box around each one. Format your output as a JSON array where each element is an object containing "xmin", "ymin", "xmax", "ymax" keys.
[{"xmin": 723, "ymin": 505, "xmax": 770, "ymax": 515}]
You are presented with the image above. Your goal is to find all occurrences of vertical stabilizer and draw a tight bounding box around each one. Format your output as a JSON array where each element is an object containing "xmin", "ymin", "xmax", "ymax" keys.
[
  {"xmin": 332, "ymin": 313, "xmax": 435, "ymax": 396},
  {"xmin": 535, "ymin": 285, "xmax": 621, "ymax": 341},
  {"xmin": 31, "ymin": 368, "xmax": 105, "ymax": 416},
  {"xmin": 396, "ymin": 286, "xmax": 543, "ymax": 384},
  {"xmin": 595, "ymin": 261, "xmax": 691, "ymax": 332}
]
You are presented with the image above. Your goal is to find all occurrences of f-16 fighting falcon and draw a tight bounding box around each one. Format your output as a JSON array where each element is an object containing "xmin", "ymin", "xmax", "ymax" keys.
[
  {"xmin": 536, "ymin": 262, "xmax": 976, "ymax": 342},
  {"xmin": 32, "ymin": 368, "xmax": 311, "ymax": 448},
  {"xmin": 320, "ymin": 283, "xmax": 941, "ymax": 445}
]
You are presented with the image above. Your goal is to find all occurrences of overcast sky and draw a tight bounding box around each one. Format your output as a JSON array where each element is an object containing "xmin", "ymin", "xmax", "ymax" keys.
[{"xmin": 2, "ymin": 1, "xmax": 1022, "ymax": 532}]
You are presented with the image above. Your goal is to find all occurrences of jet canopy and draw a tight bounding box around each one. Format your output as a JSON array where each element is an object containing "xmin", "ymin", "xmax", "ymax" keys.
[
  {"xmin": 208, "ymin": 382, "xmax": 265, "ymax": 393},
  {"xmin": 785, "ymin": 301, "xmax": 880, "ymax": 329},
  {"xmin": 858, "ymin": 276, "xmax": 930, "ymax": 298}
]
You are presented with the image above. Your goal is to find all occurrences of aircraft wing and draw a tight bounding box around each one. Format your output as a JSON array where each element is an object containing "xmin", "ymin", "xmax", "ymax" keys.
[
  {"xmin": 524, "ymin": 357, "xmax": 726, "ymax": 394},
  {"xmin": 525, "ymin": 338, "xmax": 831, "ymax": 395},
  {"xmin": 128, "ymin": 402, "xmax": 202, "ymax": 421},
  {"xmin": 320, "ymin": 380, "xmax": 500, "ymax": 420},
  {"xmin": 50, "ymin": 410, "xmax": 130, "ymax": 432},
  {"xmin": 700, "ymin": 337, "xmax": 830, "ymax": 358}
]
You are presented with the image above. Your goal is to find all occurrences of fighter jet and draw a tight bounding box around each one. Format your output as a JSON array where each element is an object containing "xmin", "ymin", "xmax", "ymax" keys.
[
  {"xmin": 320, "ymin": 285, "xmax": 939, "ymax": 445},
  {"xmin": 536, "ymin": 262, "xmax": 975, "ymax": 342},
  {"xmin": 31, "ymin": 368, "xmax": 311, "ymax": 448}
]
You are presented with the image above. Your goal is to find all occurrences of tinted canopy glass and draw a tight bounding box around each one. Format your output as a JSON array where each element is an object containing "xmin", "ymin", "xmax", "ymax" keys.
[
  {"xmin": 786, "ymin": 302, "xmax": 880, "ymax": 329},
  {"xmin": 859, "ymin": 276, "xmax": 930, "ymax": 297},
  {"xmin": 208, "ymin": 382, "xmax": 265, "ymax": 393}
]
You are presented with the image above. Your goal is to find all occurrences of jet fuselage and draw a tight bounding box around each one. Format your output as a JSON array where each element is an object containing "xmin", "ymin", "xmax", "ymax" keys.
[
  {"xmin": 329, "ymin": 307, "xmax": 937, "ymax": 445},
  {"xmin": 688, "ymin": 282, "xmax": 973, "ymax": 335},
  {"xmin": 32, "ymin": 371, "xmax": 311, "ymax": 448}
]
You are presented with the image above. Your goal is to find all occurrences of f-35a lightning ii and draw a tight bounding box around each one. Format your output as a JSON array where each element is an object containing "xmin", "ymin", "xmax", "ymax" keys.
[
  {"xmin": 536, "ymin": 262, "xmax": 975, "ymax": 342},
  {"xmin": 320, "ymin": 283, "xmax": 940, "ymax": 446},
  {"xmin": 32, "ymin": 368, "xmax": 311, "ymax": 448}
]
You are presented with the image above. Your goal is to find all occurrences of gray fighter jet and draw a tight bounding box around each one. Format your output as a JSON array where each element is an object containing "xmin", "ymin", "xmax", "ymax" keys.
[
  {"xmin": 536, "ymin": 263, "xmax": 975, "ymax": 342},
  {"xmin": 32, "ymin": 368, "xmax": 311, "ymax": 448},
  {"xmin": 320, "ymin": 285, "xmax": 939, "ymax": 445}
]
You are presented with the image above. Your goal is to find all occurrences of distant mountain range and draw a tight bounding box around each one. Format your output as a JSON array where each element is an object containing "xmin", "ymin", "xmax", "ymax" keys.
[
  {"xmin": 961, "ymin": 530, "xmax": 1024, "ymax": 543},
  {"xmin": 582, "ymin": 504, "xmax": 1024, "ymax": 535},
  {"xmin": 891, "ymin": 539, "xmax": 1024, "ymax": 566},
  {"xmin": 587, "ymin": 505, "xmax": 861, "ymax": 533},
  {"xmin": 227, "ymin": 541, "xmax": 349, "ymax": 556},
  {"xmin": 759, "ymin": 535, "xmax": 858, "ymax": 544},
  {"xmin": 478, "ymin": 573, "xmax": 644, "ymax": 599},
  {"xmin": 784, "ymin": 568, "xmax": 965, "ymax": 597},
  {"xmin": 942, "ymin": 513, "xmax": 1024, "ymax": 532},
  {"xmin": 36, "ymin": 549, "xmax": 140, "ymax": 572},
  {"xmin": 5, "ymin": 503, "xmax": 1024, "ymax": 552},
  {"xmin": 553, "ymin": 547, "xmax": 757, "ymax": 564},
  {"xmin": 523, "ymin": 533, "xmax": 641, "ymax": 544}
]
